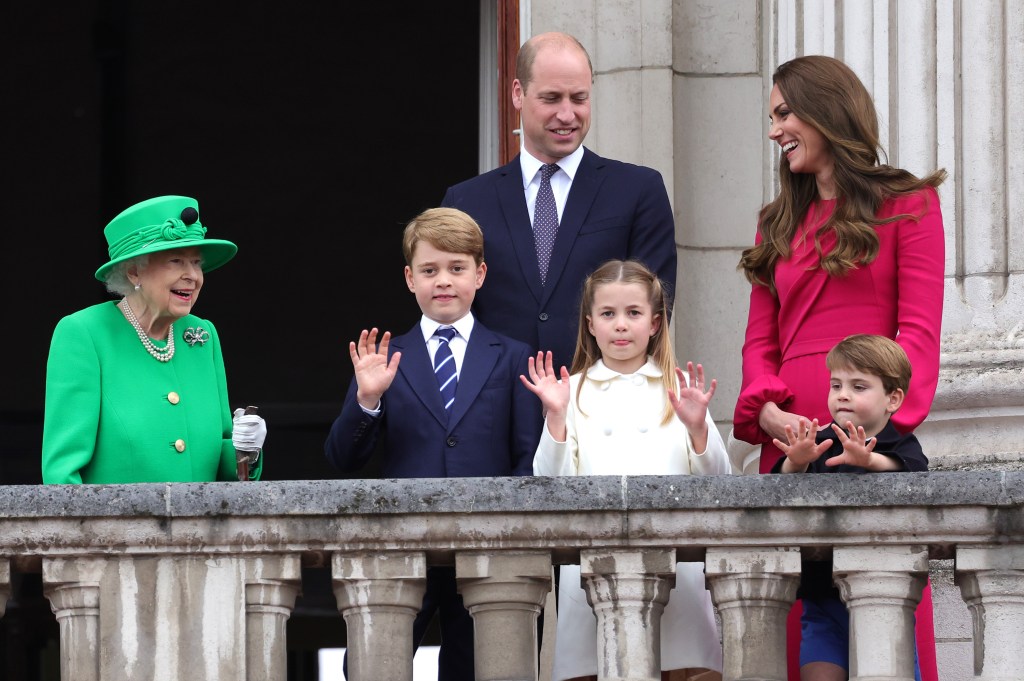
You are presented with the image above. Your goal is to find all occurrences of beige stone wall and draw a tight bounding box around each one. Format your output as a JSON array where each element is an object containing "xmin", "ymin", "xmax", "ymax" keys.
[{"xmin": 524, "ymin": 1, "xmax": 1024, "ymax": 679}]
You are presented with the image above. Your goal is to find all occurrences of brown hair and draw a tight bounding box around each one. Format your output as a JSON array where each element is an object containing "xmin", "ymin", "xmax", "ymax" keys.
[
  {"xmin": 402, "ymin": 207, "xmax": 485, "ymax": 266},
  {"xmin": 515, "ymin": 32, "xmax": 593, "ymax": 93},
  {"xmin": 571, "ymin": 260, "xmax": 677, "ymax": 424},
  {"xmin": 826, "ymin": 334, "xmax": 911, "ymax": 395},
  {"xmin": 739, "ymin": 55, "xmax": 946, "ymax": 293}
]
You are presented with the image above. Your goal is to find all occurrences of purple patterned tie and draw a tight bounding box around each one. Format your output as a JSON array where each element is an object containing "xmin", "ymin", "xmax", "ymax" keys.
[{"xmin": 533, "ymin": 163, "xmax": 560, "ymax": 285}]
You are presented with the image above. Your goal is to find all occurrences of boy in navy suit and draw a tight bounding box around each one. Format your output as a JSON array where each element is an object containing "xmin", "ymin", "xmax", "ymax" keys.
[{"xmin": 325, "ymin": 207, "xmax": 542, "ymax": 681}]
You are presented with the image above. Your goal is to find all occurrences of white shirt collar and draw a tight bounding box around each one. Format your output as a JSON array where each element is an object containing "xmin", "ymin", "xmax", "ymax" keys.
[
  {"xmin": 519, "ymin": 145, "xmax": 585, "ymax": 188},
  {"xmin": 419, "ymin": 312, "xmax": 475, "ymax": 343}
]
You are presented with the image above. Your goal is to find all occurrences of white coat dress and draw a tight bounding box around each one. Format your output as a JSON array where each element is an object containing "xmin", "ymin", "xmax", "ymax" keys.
[{"xmin": 534, "ymin": 358, "xmax": 729, "ymax": 681}]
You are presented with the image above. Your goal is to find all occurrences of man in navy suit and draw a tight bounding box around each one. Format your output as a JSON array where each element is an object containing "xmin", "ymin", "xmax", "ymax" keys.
[
  {"xmin": 325, "ymin": 207, "xmax": 541, "ymax": 681},
  {"xmin": 442, "ymin": 31, "xmax": 677, "ymax": 371}
]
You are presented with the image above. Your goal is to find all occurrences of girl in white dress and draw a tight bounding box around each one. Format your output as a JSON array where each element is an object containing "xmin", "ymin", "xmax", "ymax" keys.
[{"xmin": 522, "ymin": 259, "xmax": 729, "ymax": 681}]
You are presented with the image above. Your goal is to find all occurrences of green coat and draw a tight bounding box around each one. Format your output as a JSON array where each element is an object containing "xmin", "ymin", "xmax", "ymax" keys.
[{"xmin": 42, "ymin": 301, "xmax": 261, "ymax": 484}]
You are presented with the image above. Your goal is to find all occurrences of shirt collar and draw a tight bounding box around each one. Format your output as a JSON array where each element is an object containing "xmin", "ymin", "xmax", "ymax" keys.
[
  {"xmin": 519, "ymin": 145, "xmax": 585, "ymax": 188},
  {"xmin": 419, "ymin": 312, "xmax": 475, "ymax": 343},
  {"xmin": 585, "ymin": 357, "xmax": 662, "ymax": 382}
]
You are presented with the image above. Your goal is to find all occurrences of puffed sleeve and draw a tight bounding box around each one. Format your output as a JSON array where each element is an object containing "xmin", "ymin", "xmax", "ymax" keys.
[
  {"xmin": 42, "ymin": 315, "xmax": 101, "ymax": 484},
  {"xmin": 890, "ymin": 187, "xmax": 944, "ymax": 433},
  {"xmin": 732, "ymin": 232, "xmax": 795, "ymax": 445},
  {"xmin": 689, "ymin": 408, "xmax": 732, "ymax": 475}
]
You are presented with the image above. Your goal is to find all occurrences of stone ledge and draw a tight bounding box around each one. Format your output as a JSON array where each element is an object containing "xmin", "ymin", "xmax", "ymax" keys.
[{"xmin": 3, "ymin": 472, "xmax": 1021, "ymax": 518}]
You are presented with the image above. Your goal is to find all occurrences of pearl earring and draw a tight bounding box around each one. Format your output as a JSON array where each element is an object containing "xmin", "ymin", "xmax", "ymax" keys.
[{"xmin": 134, "ymin": 283, "xmax": 141, "ymax": 291}]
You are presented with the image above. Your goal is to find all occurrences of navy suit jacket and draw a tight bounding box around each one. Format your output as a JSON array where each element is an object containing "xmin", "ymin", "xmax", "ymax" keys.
[
  {"xmin": 325, "ymin": 321, "xmax": 541, "ymax": 478},
  {"xmin": 442, "ymin": 148, "xmax": 677, "ymax": 370}
]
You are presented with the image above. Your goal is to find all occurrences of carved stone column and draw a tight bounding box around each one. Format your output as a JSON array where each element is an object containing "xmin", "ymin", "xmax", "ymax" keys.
[
  {"xmin": 833, "ymin": 546, "xmax": 928, "ymax": 681},
  {"xmin": 332, "ymin": 552, "xmax": 427, "ymax": 681},
  {"xmin": 0, "ymin": 559, "xmax": 10, "ymax": 618},
  {"xmin": 456, "ymin": 551, "xmax": 551, "ymax": 681},
  {"xmin": 43, "ymin": 557, "xmax": 106, "ymax": 681},
  {"xmin": 705, "ymin": 547, "xmax": 800, "ymax": 681},
  {"xmin": 956, "ymin": 546, "xmax": 1024, "ymax": 680},
  {"xmin": 579, "ymin": 548, "xmax": 675, "ymax": 681},
  {"xmin": 244, "ymin": 554, "xmax": 302, "ymax": 681}
]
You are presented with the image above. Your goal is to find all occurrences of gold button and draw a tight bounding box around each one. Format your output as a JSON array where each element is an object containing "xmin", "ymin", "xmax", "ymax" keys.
[
  {"xmin": 167, "ymin": 392, "xmax": 180, "ymax": 405},
  {"xmin": 174, "ymin": 439, "xmax": 186, "ymax": 453}
]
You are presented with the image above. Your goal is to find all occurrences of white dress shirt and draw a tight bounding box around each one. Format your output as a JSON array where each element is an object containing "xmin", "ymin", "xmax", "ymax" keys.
[
  {"xmin": 418, "ymin": 312, "xmax": 475, "ymax": 378},
  {"xmin": 520, "ymin": 145, "xmax": 584, "ymax": 224}
]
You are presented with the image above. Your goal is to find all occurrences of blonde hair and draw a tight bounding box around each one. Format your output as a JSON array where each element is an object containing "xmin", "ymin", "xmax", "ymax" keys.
[
  {"xmin": 402, "ymin": 207, "xmax": 485, "ymax": 265},
  {"xmin": 826, "ymin": 334, "xmax": 911, "ymax": 395},
  {"xmin": 572, "ymin": 260, "xmax": 677, "ymax": 425},
  {"xmin": 739, "ymin": 55, "xmax": 945, "ymax": 293}
]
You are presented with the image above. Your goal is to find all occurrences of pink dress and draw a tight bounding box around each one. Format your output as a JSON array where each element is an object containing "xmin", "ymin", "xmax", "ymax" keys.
[
  {"xmin": 733, "ymin": 187, "xmax": 944, "ymax": 681},
  {"xmin": 734, "ymin": 188, "xmax": 944, "ymax": 473}
]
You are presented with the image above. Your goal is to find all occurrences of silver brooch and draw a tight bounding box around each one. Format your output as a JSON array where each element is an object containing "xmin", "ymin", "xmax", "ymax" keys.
[{"xmin": 183, "ymin": 327, "xmax": 210, "ymax": 347}]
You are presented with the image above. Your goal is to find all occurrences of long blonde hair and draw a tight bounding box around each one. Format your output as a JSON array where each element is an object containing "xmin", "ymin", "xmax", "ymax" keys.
[
  {"xmin": 739, "ymin": 55, "xmax": 945, "ymax": 293},
  {"xmin": 571, "ymin": 260, "xmax": 677, "ymax": 424}
]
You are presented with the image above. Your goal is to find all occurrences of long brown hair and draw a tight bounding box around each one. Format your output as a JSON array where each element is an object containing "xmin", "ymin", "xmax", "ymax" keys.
[
  {"xmin": 571, "ymin": 260, "xmax": 677, "ymax": 425},
  {"xmin": 739, "ymin": 55, "xmax": 945, "ymax": 292}
]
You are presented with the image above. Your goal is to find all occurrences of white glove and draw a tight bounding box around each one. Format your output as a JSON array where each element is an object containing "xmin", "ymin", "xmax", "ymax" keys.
[{"xmin": 232, "ymin": 408, "xmax": 267, "ymax": 451}]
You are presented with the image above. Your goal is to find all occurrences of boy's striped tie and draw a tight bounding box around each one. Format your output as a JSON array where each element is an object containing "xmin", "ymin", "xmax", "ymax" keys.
[{"xmin": 433, "ymin": 327, "xmax": 458, "ymax": 411}]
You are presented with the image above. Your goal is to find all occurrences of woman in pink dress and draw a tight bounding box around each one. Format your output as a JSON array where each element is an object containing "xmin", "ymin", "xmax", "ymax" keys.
[{"xmin": 733, "ymin": 55, "xmax": 944, "ymax": 681}]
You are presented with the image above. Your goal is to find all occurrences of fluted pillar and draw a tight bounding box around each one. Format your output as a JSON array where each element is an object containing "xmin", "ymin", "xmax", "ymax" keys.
[
  {"xmin": 833, "ymin": 546, "xmax": 928, "ymax": 681},
  {"xmin": 244, "ymin": 554, "xmax": 301, "ymax": 681},
  {"xmin": 456, "ymin": 551, "xmax": 551, "ymax": 681},
  {"xmin": 332, "ymin": 552, "xmax": 427, "ymax": 681},
  {"xmin": 579, "ymin": 548, "xmax": 675, "ymax": 681},
  {"xmin": 705, "ymin": 547, "xmax": 800, "ymax": 681},
  {"xmin": 43, "ymin": 557, "xmax": 106, "ymax": 681},
  {"xmin": 956, "ymin": 546, "xmax": 1024, "ymax": 681}
]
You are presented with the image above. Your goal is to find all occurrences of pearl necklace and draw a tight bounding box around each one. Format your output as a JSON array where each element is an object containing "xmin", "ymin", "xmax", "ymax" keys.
[{"xmin": 120, "ymin": 299, "xmax": 175, "ymax": 362}]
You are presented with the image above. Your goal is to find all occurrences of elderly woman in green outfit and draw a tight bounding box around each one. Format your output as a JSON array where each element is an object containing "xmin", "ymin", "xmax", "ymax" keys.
[{"xmin": 42, "ymin": 195, "xmax": 266, "ymax": 484}]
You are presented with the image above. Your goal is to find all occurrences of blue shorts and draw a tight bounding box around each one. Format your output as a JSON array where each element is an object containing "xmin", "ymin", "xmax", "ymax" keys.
[{"xmin": 800, "ymin": 597, "xmax": 922, "ymax": 681}]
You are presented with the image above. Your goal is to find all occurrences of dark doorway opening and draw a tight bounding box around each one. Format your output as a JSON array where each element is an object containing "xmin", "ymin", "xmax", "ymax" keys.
[{"xmin": 1, "ymin": 3, "xmax": 481, "ymax": 677}]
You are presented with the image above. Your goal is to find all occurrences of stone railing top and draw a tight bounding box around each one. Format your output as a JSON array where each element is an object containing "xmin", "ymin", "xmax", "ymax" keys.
[
  {"xmin": 1, "ymin": 473, "xmax": 1020, "ymax": 560},
  {"xmin": 4, "ymin": 471, "xmax": 1021, "ymax": 518}
]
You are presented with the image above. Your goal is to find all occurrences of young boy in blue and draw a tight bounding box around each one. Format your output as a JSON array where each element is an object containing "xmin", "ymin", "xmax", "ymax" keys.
[
  {"xmin": 325, "ymin": 207, "xmax": 542, "ymax": 681},
  {"xmin": 771, "ymin": 334, "xmax": 927, "ymax": 681}
]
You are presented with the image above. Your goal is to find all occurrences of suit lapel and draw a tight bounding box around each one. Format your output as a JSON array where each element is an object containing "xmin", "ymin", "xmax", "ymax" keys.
[
  {"xmin": 542, "ymin": 148, "xmax": 605, "ymax": 305},
  {"xmin": 446, "ymin": 326, "xmax": 501, "ymax": 433},
  {"xmin": 391, "ymin": 328, "xmax": 448, "ymax": 428},
  {"xmin": 496, "ymin": 158, "xmax": 544, "ymax": 303}
]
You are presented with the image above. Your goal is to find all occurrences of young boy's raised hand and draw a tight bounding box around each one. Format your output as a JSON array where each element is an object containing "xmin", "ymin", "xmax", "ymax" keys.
[
  {"xmin": 824, "ymin": 421, "xmax": 903, "ymax": 471},
  {"xmin": 774, "ymin": 418, "xmax": 832, "ymax": 472},
  {"xmin": 668, "ymin": 362, "xmax": 715, "ymax": 453},
  {"xmin": 350, "ymin": 328, "xmax": 402, "ymax": 410},
  {"xmin": 520, "ymin": 351, "xmax": 570, "ymax": 440}
]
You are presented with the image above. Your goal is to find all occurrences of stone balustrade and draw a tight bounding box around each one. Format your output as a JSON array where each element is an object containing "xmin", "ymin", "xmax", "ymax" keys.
[{"xmin": 1, "ymin": 472, "xmax": 1022, "ymax": 681}]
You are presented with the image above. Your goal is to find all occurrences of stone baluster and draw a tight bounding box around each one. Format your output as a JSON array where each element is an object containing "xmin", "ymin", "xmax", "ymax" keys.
[
  {"xmin": 0, "ymin": 559, "xmax": 9, "ymax": 618},
  {"xmin": 578, "ymin": 548, "xmax": 676, "ymax": 681},
  {"xmin": 833, "ymin": 546, "xmax": 928, "ymax": 681},
  {"xmin": 332, "ymin": 552, "xmax": 427, "ymax": 681},
  {"xmin": 456, "ymin": 551, "xmax": 551, "ymax": 681},
  {"xmin": 43, "ymin": 557, "xmax": 107, "ymax": 681},
  {"xmin": 244, "ymin": 554, "xmax": 302, "ymax": 681},
  {"xmin": 955, "ymin": 546, "xmax": 1024, "ymax": 680},
  {"xmin": 705, "ymin": 547, "xmax": 800, "ymax": 681}
]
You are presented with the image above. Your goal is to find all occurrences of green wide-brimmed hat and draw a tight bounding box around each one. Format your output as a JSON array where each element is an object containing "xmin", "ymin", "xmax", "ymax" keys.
[{"xmin": 94, "ymin": 195, "xmax": 238, "ymax": 282}]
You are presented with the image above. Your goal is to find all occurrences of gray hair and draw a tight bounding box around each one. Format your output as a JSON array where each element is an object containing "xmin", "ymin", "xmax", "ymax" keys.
[{"xmin": 103, "ymin": 254, "xmax": 150, "ymax": 296}]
